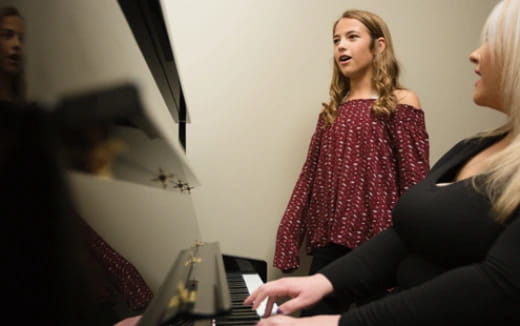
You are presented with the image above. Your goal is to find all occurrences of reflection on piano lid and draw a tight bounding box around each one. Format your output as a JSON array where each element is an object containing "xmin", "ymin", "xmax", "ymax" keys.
[
  {"xmin": 54, "ymin": 83, "xmax": 198, "ymax": 192},
  {"xmin": 117, "ymin": 0, "xmax": 188, "ymax": 127}
]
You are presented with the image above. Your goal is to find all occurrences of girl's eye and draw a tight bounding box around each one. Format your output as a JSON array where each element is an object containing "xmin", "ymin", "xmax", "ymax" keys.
[
  {"xmin": 348, "ymin": 35, "xmax": 359, "ymax": 40},
  {"xmin": 0, "ymin": 30, "xmax": 16, "ymax": 41},
  {"xmin": 333, "ymin": 39, "xmax": 339, "ymax": 45}
]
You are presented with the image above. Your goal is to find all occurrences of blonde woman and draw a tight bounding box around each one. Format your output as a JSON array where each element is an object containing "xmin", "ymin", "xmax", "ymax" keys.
[
  {"xmin": 273, "ymin": 9, "xmax": 429, "ymax": 315},
  {"xmin": 246, "ymin": 1, "xmax": 520, "ymax": 325}
]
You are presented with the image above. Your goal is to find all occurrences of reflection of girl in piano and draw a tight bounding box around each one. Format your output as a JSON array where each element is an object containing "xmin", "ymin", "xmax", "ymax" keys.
[
  {"xmin": 248, "ymin": 1, "xmax": 520, "ymax": 325},
  {"xmin": 273, "ymin": 9, "xmax": 429, "ymax": 315},
  {"xmin": 0, "ymin": 7, "xmax": 153, "ymax": 323},
  {"xmin": 0, "ymin": 6, "xmax": 25, "ymax": 104}
]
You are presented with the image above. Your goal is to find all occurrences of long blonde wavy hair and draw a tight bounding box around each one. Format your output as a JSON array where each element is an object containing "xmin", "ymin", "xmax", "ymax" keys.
[
  {"xmin": 322, "ymin": 10, "xmax": 402, "ymax": 125},
  {"xmin": 474, "ymin": 0, "xmax": 520, "ymax": 223}
]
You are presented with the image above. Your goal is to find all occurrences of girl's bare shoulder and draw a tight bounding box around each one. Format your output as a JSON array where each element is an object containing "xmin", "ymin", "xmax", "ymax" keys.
[{"xmin": 394, "ymin": 89, "xmax": 421, "ymax": 109}]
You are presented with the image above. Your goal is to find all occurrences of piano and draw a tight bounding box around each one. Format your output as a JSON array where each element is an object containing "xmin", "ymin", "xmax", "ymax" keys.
[
  {"xmin": 133, "ymin": 241, "xmax": 274, "ymax": 326},
  {"xmin": 52, "ymin": 81, "xmax": 277, "ymax": 325},
  {"xmin": 48, "ymin": 0, "xmax": 277, "ymax": 324},
  {"xmin": 0, "ymin": 91, "xmax": 275, "ymax": 325}
]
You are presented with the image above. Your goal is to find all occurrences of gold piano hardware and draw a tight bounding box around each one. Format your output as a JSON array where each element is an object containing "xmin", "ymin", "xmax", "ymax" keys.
[
  {"xmin": 167, "ymin": 282, "xmax": 197, "ymax": 308},
  {"xmin": 184, "ymin": 253, "xmax": 202, "ymax": 267},
  {"xmin": 193, "ymin": 240, "xmax": 206, "ymax": 247},
  {"xmin": 168, "ymin": 295, "xmax": 179, "ymax": 309},
  {"xmin": 189, "ymin": 290, "xmax": 197, "ymax": 303},
  {"xmin": 133, "ymin": 242, "xmax": 231, "ymax": 324}
]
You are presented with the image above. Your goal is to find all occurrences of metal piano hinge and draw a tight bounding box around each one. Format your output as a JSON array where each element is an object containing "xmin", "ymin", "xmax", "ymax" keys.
[
  {"xmin": 184, "ymin": 252, "xmax": 202, "ymax": 266},
  {"xmin": 151, "ymin": 167, "xmax": 176, "ymax": 189},
  {"xmin": 193, "ymin": 240, "xmax": 206, "ymax": 247},
  {"xmin": 168, "ymin": 282, "xmax": 197, "ymax": 308}
]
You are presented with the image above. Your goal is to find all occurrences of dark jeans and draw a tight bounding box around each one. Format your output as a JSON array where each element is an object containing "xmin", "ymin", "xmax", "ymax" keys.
[{"xmin": 300, "ymin": 243, "xmax": 351, "ymax": 316}]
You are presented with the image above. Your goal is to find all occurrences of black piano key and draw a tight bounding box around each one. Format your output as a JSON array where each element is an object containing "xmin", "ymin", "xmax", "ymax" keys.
[
  {"xmin": 219, "ymin": 315, "xmax": 259, "ymax": 321},
  {"xmin": 168, "ymin": 318, "xmax": 195, "ymax": 326},
  {"xmin": 214, "ymin": 273, "xmax": 260, "ymax": 326}
]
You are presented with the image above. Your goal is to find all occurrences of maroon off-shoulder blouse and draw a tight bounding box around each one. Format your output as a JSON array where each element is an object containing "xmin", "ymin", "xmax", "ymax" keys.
[{"xmin": 273, "ymin": 99, "xmax": 429, "ymax": 271}]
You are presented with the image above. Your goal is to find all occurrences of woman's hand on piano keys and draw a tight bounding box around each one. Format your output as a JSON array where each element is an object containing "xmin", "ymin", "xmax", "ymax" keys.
[
  {"xmin": 113, "ymin": 315, "xmax": 141, "ymax": 326},
  {"xmin": 256, "ymin": 314, "xmax": 341, "ymax": 326},
  {"xmin": 243, "ymin": 273, "xmax": 334, "ymax": 317}
]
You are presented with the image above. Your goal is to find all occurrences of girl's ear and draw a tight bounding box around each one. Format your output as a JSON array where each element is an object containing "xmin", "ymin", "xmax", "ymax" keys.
[{"xmin": 375, "ymin": 37, "xmax": 386, "ymax": 55}]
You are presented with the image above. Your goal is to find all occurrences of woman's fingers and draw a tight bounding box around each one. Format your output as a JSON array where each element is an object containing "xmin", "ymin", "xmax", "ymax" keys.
[
  {"xmin": 244, "ymin": 276, "xmax": 327, "ymax": 315},
  {"xmin": 244, "ymin": 280, "xmax": 284, "ymax": 310},
  {"xmin": 243, "ymin": 287, "xmax": 258, "ymax": 306},
  {"xmin": 263, "ymin": 295, "xmax": 277, "ymax": 318},
  {"xmin": 113, "ymin": 315, "xmax": 142, "ymax": 326},
  {"xmin": 257, "ymin": 314, "xmax": 341, "ymax": 326},
  {"xmin": 244, "ymin": 285, "xmax": 269, "ymax": 311},
  {"xmin": 278, "ymin": 296, "xmax": 309, "ymax": 315},
  {"xmin": 257, "ymin": 315, "xmax": 296, "ymax": 326}
]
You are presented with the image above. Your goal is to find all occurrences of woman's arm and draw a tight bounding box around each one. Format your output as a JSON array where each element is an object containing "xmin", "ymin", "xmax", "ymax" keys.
[
  {"xmin": 320, "ymin": 228, "xmax": 407, "ymax": 305},
  {"xmin": 338, "ymin": 214, "xmax": 520, "ymax": 326},
  {"xmin": 247, "ymin": 228, "xmax": 408, "ymax": 322}
]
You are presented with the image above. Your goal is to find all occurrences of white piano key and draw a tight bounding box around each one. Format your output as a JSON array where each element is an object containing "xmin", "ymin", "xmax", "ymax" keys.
[{"xmin": 242, "ymin": 273, "xmax": 278, "ymax": 316}]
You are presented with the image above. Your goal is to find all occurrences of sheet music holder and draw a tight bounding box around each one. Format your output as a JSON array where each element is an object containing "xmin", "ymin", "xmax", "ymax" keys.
[
  {"xmin": 54, "ymin": 82, "xmax": 198, "ymax": 192},
  {"xmin": 53, "ymin": 81, "xmax": 205, "ymax": 301}
]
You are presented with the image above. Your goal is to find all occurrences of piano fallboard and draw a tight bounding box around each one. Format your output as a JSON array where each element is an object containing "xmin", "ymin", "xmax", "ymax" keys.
[{"xmin": 135, "ymin": 244, "xmax": 276, "ymax": 326}]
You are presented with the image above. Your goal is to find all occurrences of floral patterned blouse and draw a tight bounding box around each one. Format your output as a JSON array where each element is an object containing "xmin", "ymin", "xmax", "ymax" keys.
[{"xmin": 273, "ymin": 99, "xmax": 430, "ymax": 271}]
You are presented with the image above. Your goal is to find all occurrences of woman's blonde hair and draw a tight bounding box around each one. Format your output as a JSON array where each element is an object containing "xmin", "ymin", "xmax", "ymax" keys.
[
  {"xmin": 322, "ymin": 9, "xmax": 402, "ymax": 125},
  {"xmin": 475, "ymin": 0, "xmax": 520, "ymax": 222}
]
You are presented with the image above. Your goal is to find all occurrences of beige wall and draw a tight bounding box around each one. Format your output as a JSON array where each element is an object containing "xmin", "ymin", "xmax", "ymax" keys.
[
  {"xmin": 164, "ymin": 0, "xmax": 503, "ymax": 280},
  {"xmin": 10, "ymin": 0, "xmax": 503, "ymax": 286}
]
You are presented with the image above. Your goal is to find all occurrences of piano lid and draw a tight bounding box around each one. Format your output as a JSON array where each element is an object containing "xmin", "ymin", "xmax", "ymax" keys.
[
  {"xmin": 54, "ymin": 83, "xmax": 199, "ymax": 192},
  {"xmin": 117, "ymin": 0, "xmax": 189, "ymax": 125}
]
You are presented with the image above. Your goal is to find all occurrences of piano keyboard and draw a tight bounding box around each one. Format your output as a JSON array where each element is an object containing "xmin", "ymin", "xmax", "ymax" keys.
[{"xmin": 213, "ymin": 273, "xmax": 278, "ymax": 326}]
